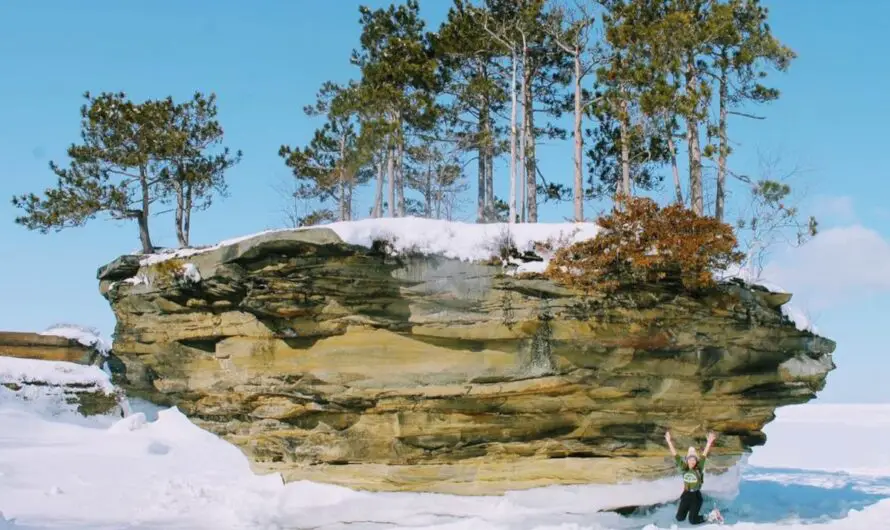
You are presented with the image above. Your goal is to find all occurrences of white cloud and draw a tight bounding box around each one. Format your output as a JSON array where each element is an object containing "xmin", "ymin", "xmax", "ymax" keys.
[
  {"xmin": 761, "ymin": 224, "xmax": 890, "ymax": 312},
  {"xmin": 810, "ymin": 195, "xmax": 857, "ymax": 224}
]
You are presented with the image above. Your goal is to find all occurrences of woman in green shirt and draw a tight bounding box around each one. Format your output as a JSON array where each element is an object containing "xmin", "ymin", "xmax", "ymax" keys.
[{"xmin": 664, "ymin": 430, "xmax": 718, "ymax": 525}]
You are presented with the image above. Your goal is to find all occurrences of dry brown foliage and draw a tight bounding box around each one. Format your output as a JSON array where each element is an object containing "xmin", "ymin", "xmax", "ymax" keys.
[{"xmin": 546, "ymin": 195, "xmax": 745, "ymax": 292}]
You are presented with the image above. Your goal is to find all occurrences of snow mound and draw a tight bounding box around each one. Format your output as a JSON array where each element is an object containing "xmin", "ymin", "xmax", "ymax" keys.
[
  {"xmin": 181, "ymin": 262, "xmax": 201, "ymax": 282},
  {"xmin": 0, "ymin": 356, "xmax": 113, "ymax": 393},
  {"xmin": 39, "ymin": 324, "xmax": 111, "ymax": 356},
  {"xmin": 108, "ymin": 411, "xmax": 148, "ymax": 433},
  {"xmin": 138, "ymin": 217, "xmax": 601, "ymax": 266}
]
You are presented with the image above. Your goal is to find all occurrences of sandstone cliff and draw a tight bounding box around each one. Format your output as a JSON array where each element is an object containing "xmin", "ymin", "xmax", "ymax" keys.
[{"xmin": 97, "ymin": 222, "xmax": 835, "ymax": 494}]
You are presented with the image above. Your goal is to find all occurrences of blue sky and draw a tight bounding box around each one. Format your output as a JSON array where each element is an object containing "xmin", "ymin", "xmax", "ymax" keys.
[{"xmin": 0, "ymin": 1, "xmax": 887, "ymax": 403}]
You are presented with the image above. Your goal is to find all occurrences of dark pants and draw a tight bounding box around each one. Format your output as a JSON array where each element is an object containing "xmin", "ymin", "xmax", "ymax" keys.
[{"xmin": 676, "ymin": 489, "xmax": 706, "ymax": 524}]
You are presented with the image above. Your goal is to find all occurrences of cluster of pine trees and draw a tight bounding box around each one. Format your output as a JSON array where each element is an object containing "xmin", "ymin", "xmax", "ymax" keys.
[
  {"xmin": 12, "ymin": 0, "xmax": 806, "ymax": 257},
  {"xmin": 11, "ymin": 92, "xmax": 241, "ymax": 253},
  {"xmin": 282, "ymin": 0, "xmax": 795, "ymax": 227}
]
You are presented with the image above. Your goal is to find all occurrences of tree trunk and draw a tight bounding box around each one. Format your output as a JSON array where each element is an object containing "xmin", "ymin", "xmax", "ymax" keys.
[
  {"xmin": 519, "ymin": 46, "xmax": 528, "ymax": 223},
  {"xmin": 716, "ymin": 52, "xmax": 729, "ymax": 221},
  {"xmin": 396, "ymin": 138, "xmax": 405, "ymax": 217},
  {"xmin": 481, "ymin": 64, "xmax": 494, "ymax": 222},
  {"xmin": 685, "ymin": 56, "xmax": 704, "ymax": 215},
  {"xmin": 477, "ymin": 120, "xmax": 487, "ymax": 223},
  {"xmin": 476, "ymin": 140, "xmax": 488, "ymax": 223},
  {"xmin": 137, "ymin": 166, "xmax": 154, "ymax": 254},
  {"xmin": 174, "ymin": 181, "xmax": 187, "ymax": 248},
  {"xmin": 338, "ymin": 178, "xmax": 347, "ymax": 222},
  {"xmin": 374, "ymin": 154, "xmax": 385, "ymax": 218},
  {"xmin": 573, "ymin": 50, "xmax": 584, "ymax": 221},
  {"xmin": 666, "ymin": 121, "xmax": 683, "ymax": 205},
  {"xmin": 339, "ymin": 135, "xmax": 348, "ymax": 222},
  {"xmin": 508, "ymin": 52, "xmax": 518, "ymax": 224},
  {"xmin": 425, "ymin": 162, "xmax": 433, "ymax": 217},
  {"xmin": 619, "ymin": 96, "xmax": 631, "ymax": 197},
  {"xmin": 523, "ymin": 61, "xmax": 537, "ymax": 223},
  {"xmin": 387, "ymin": 143, "xmax": 396, "ymax": 217},
  {"xmin": 183, "ymin": 185, "xmax": 192, "ymax": 247},
  {"xmin": 345, "ymin": 180, "xmax": 353, "ymax": 221},
  {"xmin": 525, "ymin": 108, "xmax": 538, "ymax": 222},
  {"xmin": 484, "ymin": 117, "xmax": 494, "ymax": 222}
]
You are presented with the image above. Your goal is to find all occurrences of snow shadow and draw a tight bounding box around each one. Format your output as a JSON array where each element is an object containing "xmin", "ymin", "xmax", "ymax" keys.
[
  {"xmin": 625, "ymin": 468, "xmax": 889, "ymax": 527},
  {"xmin": 725, "ymin": 469, "xmax": 890, "ymax": 524}
]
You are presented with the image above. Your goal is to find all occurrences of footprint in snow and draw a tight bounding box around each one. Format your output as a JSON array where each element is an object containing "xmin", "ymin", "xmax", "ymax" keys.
[{"xmin": 147, "ymin": 441, "xmax": 171, "ymax": 455}]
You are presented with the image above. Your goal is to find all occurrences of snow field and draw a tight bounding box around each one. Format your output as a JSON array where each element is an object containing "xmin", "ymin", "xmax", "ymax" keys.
[{"xmin": 0, "ymin": 366, "xmax": 888, "ymax": 529}]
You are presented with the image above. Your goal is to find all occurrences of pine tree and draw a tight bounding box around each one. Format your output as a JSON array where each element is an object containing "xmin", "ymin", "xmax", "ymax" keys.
[
  {"xmin": 351, "ymin": 0, "xmax": 439, "ymax": 218},
  {"xmin": 467, "ymin": 0, "xmax": 568, "ymax": 223},
  {"xmin": 671, "ymin": 0, "xmax": 714, "ymax": 216},
  {"xmin": 11, "ymin": 91, "xmax": 239, "ymax": 253},
  {"xmin": 517, "ymin": 0, "xmax": 570, "ymax": 223},
  {"xmin": 584, "ymin": 106, "xmax": 667, "ymax": 200},
  {"xmin": 278, "ymin": 82, "xmax": 372, "ymax": 222},
  {"xmin": 543, "ymin": 0, "xmax": 599, "ymax": 221},
  {"xmin": 404, "ymin": 142, "xmax": 467, "ymax": 219},
  {"xmin": 161, "ymin": 92, "xmax": 241, "ymax": 247},
  {"xmin": 621, "ymin": 0, "xmax": 691, "ymax": 206},
  {"xmin": 436, "ymin": 0, "xmax": 506, "ymax": 223},
  {"xmin": 704, "ymin": 0, "xmax": 795, "ymax": 220},
  {"xmin": 598, "ymin": 0, "xmax": 646, "ymax": 198}
]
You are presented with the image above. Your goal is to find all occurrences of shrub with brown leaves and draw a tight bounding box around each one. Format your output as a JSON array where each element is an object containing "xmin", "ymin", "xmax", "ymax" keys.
[{"xmin": 546, "ymin": 195, "xmax": 745, "ymax": 292}]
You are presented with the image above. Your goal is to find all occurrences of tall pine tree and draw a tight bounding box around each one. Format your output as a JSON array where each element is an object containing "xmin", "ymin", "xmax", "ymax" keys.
[
  {"xmin": 436, "ymin": 0, "xmax": 506, "ymax": 222},
  {"xmin": 351, "ymin": 0, "xmax": 439, "ymax": 218},
  {"xmin": 279, "ymin": 82, "xmax": 372, "ymax": 222},
  {"xmin": 161, "ymin": 92, "xmax": 241, "ymax": 247},
  {"xmin": 705, "ymin": 0, "xmax": 795, "ymax": 220}
]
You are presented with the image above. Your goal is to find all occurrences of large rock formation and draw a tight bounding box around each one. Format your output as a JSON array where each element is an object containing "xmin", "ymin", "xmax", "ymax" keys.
[{"xmin": 98, "ymin": 226, "xmax": 835, "ymax": 494}]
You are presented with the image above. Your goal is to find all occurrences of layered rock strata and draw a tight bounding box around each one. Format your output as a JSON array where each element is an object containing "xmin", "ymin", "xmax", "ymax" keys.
[
  {"xmin": 0, "ymin": 331, "xmax": 99, "ymax": 364},
  {"xmin": 98, "ymin": 227, "xmax": 835, "ymax": 494}
]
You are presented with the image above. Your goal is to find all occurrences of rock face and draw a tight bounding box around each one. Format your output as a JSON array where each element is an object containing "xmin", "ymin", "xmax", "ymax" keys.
[
  {"xmin": 99, "ymin": 227, "xmax": 836, "ymax": 494},
  {"xmin": 0, "ymin": 331, "xmax": 98, "ymax": 364}
]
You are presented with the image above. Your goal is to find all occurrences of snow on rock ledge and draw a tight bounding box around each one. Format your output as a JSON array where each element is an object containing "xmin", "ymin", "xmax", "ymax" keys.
[
  {"xmin": 137, "ymin": 217, "xmax": 601, "ymax": 266},
  {"xmin": 0, "ymin": 329, "xmax": 108, "ymax": 365},
  {"xmin": 0, "ymin": 356, "xmax": 121, "ymax": 417},
  {"xmin": 39, "ymin": 323, "xmax": 112, "ymax": 356},
  {"xmin": 717, "ymin": 265, "xmax": 818, "ymax": 334}
]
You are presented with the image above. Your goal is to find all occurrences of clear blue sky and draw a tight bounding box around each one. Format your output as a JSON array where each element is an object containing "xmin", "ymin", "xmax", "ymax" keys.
[{"xmin": 1, "ymin": 1, "xmax": 887, "ymax": 402}]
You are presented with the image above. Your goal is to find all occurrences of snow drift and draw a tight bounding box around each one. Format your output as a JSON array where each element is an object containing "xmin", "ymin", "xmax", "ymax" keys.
[{"xmin": 0, "ymin": 365, "xmax": 887, "ymax": 529}]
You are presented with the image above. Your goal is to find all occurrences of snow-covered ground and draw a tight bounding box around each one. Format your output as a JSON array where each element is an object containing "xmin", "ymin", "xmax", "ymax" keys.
[{"xmin": 0, "ymin": 358, "xmax": 887, "ymax": 530}]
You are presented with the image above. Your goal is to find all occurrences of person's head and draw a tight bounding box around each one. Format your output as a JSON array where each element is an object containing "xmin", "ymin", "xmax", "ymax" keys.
[{"xmin": 685, "ymin": 447, "xmax": 699, "ymax": 468}]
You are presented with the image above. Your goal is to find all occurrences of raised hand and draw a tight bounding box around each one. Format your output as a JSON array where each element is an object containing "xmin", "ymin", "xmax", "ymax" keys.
[
  {"xmin": 665, "ymin": 430, "xmax": 672, "ymax": 443},
  {"xmin": 707, "ymin": 431, "xmax": 717, "ymax": 444}
]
